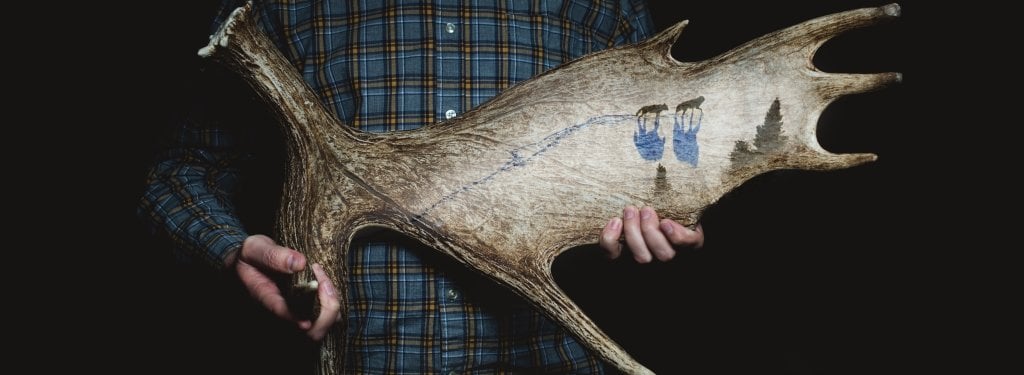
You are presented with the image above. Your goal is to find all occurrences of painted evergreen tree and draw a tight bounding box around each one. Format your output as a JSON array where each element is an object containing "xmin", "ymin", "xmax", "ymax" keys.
[{"xmin": 730, "ymin": 98, "xmax": 787, "ymax": 166}]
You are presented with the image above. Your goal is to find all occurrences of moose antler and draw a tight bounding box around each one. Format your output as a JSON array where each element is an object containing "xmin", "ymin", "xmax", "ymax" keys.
[{"xmin": 199, "ymin": 3, "xmax": 901, "ymax": 374}]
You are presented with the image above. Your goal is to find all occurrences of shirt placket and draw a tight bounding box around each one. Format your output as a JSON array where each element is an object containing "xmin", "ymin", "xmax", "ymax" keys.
[
  {"xmin": 437, "ymin": 277, "xmax": 466, "ymax": 374},
  {"xmin": 435, "ymin": 5, "xmax": 468, "ymax": 373},
  {"xmin": 437, "ymin": 1, "xmax": 463, "ymax": 123}
]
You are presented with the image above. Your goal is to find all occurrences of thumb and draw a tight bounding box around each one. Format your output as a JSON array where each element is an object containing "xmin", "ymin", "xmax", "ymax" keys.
[{"xmin": 240, "ymin": 234, "xmax": 307, "ymax": 274}]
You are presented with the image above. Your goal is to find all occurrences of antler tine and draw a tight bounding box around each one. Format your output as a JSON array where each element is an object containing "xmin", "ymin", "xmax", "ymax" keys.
[
  {"xmin": 804, "ymin": 4, "xmax": 900, "ymax": 57},
  {"xmin": 198, "ymin": 2, "xmax": 251, "ymax": 60},
  {"xmin": 814, "ymin": 71, "xmax": 903, "ymax": 100},
  {"xmin": 804, "ymin": 4, "xmax": 903, "ymax": 100},
  {"xmin": 795, "ymin": 69, "xmax": 899, "ymax": 170},
  {"xmin": 638, "ymin": 20, "xmax": 689, "ymax": 66},
  {"xmin": 721, "ymin": 4, "xmax": 901, "ymax": 64},
  {"xmin": 198, "ymin": 1, "xmax": 357, "ymax": 144}
]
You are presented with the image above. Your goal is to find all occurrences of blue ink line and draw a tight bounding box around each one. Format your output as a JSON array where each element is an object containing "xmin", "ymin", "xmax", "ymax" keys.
[{"xmin": 420, "ymin": 114, "xmax": 634, "ymax": 216}]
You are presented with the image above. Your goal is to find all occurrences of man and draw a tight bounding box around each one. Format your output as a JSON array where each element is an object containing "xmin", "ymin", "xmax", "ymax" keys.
[{"xmin": 139, "ymin": 0, "xmax": 703, "ymax": 372}]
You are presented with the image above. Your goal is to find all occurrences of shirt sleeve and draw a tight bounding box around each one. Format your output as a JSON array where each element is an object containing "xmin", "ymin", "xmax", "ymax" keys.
[
  {"xmin": 138, "ymin": 0, "xmax": 298, "ymax": 269},
  {"xmin": 137, "ymin": 64, "xmax": 255, "ymax": 269}
]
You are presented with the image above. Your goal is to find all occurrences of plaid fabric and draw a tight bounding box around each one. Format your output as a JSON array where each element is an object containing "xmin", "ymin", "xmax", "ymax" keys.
[
  {"xmin": 138, "ymin": 116, "xmax": 251, "ymax": 266},
  {"xmin": 347, "ymin": 239, "xmax": 606, "ymax": 373},
  {"xmin": 225, "ymin": 0, "xmax": 654, "ymax": 132},
  {"xmin": 141, "ymin": 0, "xmax": 654, "ymax": 373}
]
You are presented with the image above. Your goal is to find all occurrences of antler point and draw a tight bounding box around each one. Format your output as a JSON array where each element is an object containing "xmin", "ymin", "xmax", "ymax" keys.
[{"xmin": 883, "ymin": 3, "xmax": 901, "ymax": 18}]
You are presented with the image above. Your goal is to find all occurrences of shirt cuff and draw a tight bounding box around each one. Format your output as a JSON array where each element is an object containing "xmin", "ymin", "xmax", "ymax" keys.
[{"xmin": 195, "ymin": 224, "xmax": 249, "ymax": 269}]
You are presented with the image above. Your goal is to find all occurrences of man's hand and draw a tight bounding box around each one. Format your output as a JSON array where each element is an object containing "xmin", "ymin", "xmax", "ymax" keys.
[
  {"xmin": 230, "ymin": 234, "xmax": 341, "ymax": 341},
  {"xmin": 599, "ymin": 205, "xmax": 704, "ymax": 263}
]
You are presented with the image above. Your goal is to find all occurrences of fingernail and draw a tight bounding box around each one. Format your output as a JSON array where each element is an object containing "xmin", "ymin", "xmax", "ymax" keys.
[
  {"xmin": 608, "ymin": 217, "xmax": 621, "ymax": 230},
  {"xmin": 287, "ymin": 255, "xmax": 298, "ymax": 272},
  {"xmin": 641, "ymin": 206, "xmax": 653, "ymax": 219},
  {"xmin": 624, "ymin": 207, "xmax": 635, "ymax": 219},
  {"xmin": 660, "ymin": 221, "xmax": 673, "ymax": 234},
  {"xmin": 609, "ymin": 243, "xmax": 622, "ymax": 260}
]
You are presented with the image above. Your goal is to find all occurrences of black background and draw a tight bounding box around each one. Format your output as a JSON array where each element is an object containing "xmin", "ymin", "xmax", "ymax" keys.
[{"xmin": 67, "ymin": 1, "xmax": 985, "ymax": 374}]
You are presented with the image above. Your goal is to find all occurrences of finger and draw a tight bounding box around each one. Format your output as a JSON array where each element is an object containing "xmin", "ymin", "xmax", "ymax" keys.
[
  {"xmin": 306, "ymin": 263, "xmax": 341, "ymax": 341},
  {"xmin": 237, "ymin": 259, "xmax": 294, "ymax": 321},
  {"xmin": 639, "ymin": 207, "xmax": 676, "ymax": 261},
  {"xmin": 660, "ymin": 220, "xmax": 705, "ymax": 249},
  {"xmin": 599, "ymin": 217, "xmax": 624, "ymax": 259},
  {"xmin": 621, "ymin": 205, "xmax": 652, "ymax": 263},
  {"xmin": 241, "ymin": 235, "xmax": 307, "ymax": 275}
]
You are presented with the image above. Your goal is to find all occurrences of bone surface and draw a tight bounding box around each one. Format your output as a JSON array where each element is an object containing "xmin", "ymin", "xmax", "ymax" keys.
[{"xmin": 200, "ymin": 3, "xmax": 901, "ymax": 374}]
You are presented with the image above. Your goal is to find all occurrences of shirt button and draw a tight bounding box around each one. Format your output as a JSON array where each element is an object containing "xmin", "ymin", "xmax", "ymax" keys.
[
  {"xmin": 445, "ymin": 22, "xmax": 456, "ymax": 34},
  {"xmin": 447, "ymin": 371, "xmax": 458, "ymax": 375},
  {"xmin": 445, "ymin": 109, "xmax": 457, "ymax": 119},
  {"xmin": 446, "ymin": 288, "xmax": 460, "ymax": 301}
]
